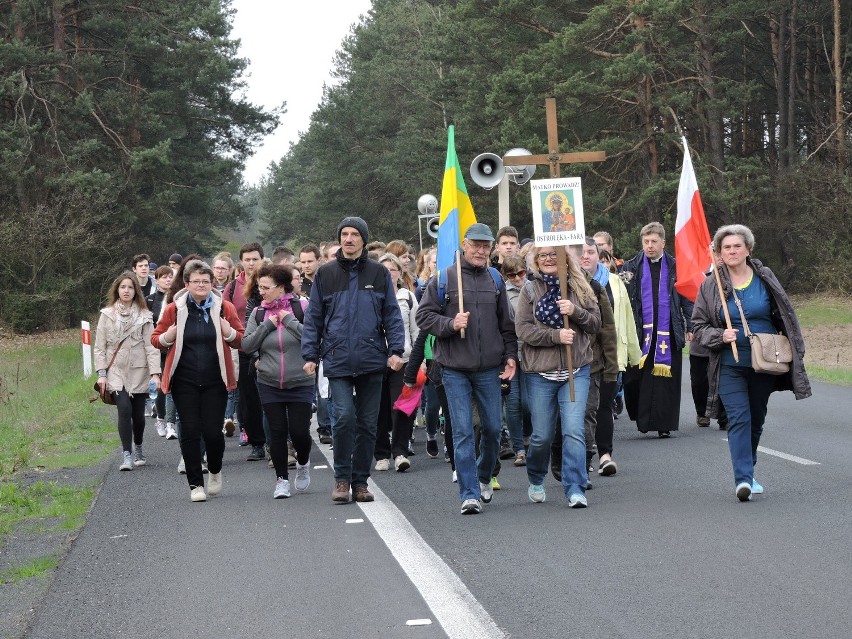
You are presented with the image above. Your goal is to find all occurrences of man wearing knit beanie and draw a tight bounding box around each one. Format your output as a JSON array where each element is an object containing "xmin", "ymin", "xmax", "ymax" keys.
[{"xmin": 302, "ymin": 216, "xmax": 406, "ymax": 504}]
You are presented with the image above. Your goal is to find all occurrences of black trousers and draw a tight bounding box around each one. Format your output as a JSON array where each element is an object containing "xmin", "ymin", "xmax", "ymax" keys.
[
  {"xmin": 689, "ymin": 354, "xmax": 728, "ymax": 425},
  {"xmin": 171, "ymin": 379, "xmax": 227, "ymax": 488},
  {"xmin": 374, "ymin": 368, "xmax": 416, "ymax": 459},
  {"xmin": 115, "ymin": 390, "xmax": 147, "ymax": 452},
  {"xmin": 238, "ymin": 353, "xmax": 266, "ymax": 446},
  {"xmin": 262, "ymin": 401, "xmax": 312, "ymax": 480}
]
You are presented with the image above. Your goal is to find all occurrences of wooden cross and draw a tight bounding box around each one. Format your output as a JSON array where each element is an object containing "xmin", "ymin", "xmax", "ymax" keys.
[{"xmin": 504, "ymin": 98, "xmax": 607, "ymax": 400}]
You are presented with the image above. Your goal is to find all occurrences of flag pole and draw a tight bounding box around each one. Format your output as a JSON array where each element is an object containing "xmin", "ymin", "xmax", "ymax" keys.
[
  {"xmin": 556, "ymin": 246, "xmax": 575, "ymax": 401},
  {"xmin": 455, "ymin": 249, "xmax": 465, "ymax": 339},
  {"xmin": 711, "ymin": 254, "xmax": 739, "ymax": 362}
]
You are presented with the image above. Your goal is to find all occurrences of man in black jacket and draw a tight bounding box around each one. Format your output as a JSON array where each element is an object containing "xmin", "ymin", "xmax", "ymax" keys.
[{"xmin": 416, "ymin": 223, "xmax": 518, "ymax": 515}]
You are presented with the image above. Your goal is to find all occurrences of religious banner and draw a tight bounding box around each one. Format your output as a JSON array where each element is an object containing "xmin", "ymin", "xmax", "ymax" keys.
[{"xmin": 530, "ymin": 177, "xmax": 586, "ymax": 245}]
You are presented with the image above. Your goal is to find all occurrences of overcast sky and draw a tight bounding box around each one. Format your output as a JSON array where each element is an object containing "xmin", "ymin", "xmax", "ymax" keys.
[{"xmin": 230, "ymin": 1, "xmax": 373, "ymax": 185}]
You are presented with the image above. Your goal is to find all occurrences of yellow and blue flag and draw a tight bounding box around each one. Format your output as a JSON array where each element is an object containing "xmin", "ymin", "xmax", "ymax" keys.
[{"xmin": 436, "ymin": 125, "xmax": 477, "ymax": 271}]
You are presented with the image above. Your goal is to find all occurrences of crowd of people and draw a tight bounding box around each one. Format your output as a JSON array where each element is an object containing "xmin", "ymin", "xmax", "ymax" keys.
[{"xmin": 93, "ymin": 217, "xmax": 811, "ymax": 511}]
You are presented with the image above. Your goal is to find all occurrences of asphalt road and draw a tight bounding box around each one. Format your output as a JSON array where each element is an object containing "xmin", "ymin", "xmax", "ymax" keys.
[{"xmin": 24, "ymin": 375, "xmax": 852, "ymax": 639}]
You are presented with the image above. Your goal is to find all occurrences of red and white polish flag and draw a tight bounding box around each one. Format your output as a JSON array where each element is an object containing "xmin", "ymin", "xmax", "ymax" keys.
[{"xmin": 674, "ymin": 136, "xmax": 712, "ymax": 302}]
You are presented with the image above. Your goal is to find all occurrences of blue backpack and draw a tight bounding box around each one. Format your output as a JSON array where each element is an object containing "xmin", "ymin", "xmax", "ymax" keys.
[{"xmin": 436, "ymin": 264, "xmax": 503, "ymax": 310}]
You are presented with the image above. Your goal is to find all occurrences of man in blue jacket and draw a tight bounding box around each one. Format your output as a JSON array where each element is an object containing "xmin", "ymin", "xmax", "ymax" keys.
[{"xmin": 302, "ymin": 217, "xmax": 405, "ymax": 504}]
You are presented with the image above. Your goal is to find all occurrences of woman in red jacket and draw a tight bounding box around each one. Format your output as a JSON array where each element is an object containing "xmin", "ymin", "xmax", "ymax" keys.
[{"xmin": 152, "ymin": 260, "xmax": 244, "ymax": 502}]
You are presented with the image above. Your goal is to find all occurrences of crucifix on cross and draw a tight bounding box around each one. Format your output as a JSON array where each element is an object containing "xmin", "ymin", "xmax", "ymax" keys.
[{"xmin": 505, "ymin": 97, "xmax": 607, "ymax": 399}]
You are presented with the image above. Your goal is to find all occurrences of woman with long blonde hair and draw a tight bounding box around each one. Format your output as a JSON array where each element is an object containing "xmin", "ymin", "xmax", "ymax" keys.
[{"xmin": 515, "ymin": 246, "xmax": 600, "ymax": 507}]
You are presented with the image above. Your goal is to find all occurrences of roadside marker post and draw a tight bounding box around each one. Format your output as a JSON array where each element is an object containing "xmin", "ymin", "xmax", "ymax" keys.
[{"xmin": 81, "ymin": 321, "xmax": 93, "ymax": 378}]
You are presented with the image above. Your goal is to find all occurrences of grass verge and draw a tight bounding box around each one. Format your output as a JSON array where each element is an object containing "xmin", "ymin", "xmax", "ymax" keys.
[{"xmin": 0, "ymin": 341, "xmax": 115, "ymax": 583}]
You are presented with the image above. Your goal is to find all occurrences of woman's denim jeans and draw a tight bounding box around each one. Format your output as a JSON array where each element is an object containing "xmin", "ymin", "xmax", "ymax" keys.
[{"xmin": 526, "ymin": 365, "xmax": 591, "ymax": 498}]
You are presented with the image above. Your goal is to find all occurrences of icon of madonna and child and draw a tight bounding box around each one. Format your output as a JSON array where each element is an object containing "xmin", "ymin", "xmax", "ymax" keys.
[{"xmin": 541, "ymin": 191, "xmax": 576, "ymax": 232}]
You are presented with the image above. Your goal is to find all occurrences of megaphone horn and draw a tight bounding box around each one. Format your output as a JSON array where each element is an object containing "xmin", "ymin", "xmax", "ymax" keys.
[
  {"xmin": 426, "ymin": 216, "xmax": 440, "ymax": 238},
  {"xmin": 470, "ymin": 152, "xmax": 504, "ymax": 190}
]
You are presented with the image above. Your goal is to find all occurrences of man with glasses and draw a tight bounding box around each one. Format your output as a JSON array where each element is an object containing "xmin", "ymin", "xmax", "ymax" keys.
[{"xmin": 416, "ymin": 223, "xmax": 518, "ymax": 515}]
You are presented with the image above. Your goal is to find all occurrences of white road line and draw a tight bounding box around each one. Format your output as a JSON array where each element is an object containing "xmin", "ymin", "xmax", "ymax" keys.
[
  {"xmin": 313, "ymin": 436, "xmax": 505, "ymax": 639},
  {"xmin": 757, "ymin": 445, "xmax": 821, "ymax": 466},
  {"xmin": 723, "ymin": 439, "xmax": 821, "ymax": 466}
]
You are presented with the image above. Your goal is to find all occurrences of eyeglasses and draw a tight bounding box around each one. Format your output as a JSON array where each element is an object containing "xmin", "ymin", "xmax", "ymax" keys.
[
  {"xmin": 537, "ymin": 252, "xmax": 559, "ymax": 261},
  {"xmin": 188, "ymin": 280, "xmax": 211, "ymax": 286},
  {"xmin": 504, "ymin": 270, "xmax": 526, "ymax": 278},
  {"xmin": 257, "ymin": 284, "xmax": 279, "ymax": 292},
  {"xmin": 465, "ymin": 240, "xmax": 492, "ymax": 252}
]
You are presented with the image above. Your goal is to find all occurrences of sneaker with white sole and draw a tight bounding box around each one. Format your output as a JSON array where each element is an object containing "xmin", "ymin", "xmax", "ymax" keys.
[
  {"xmin": 155, "ymin": 418, "xmax": 167, "ymax": 437},
  {"xmin": 119, "ymin": 451, "xmax": 133, "ymax": 471},
  {"xmin": 165, "ymin": 423, "xmax": 178, "ymax": 440},
  {"xmin": 426, "ymin": 437, "xmax": 439, "ymax": 458},
  {"xmin": 528, "ymin": 484, "xmax": 546, "ymax": 503},
  {"xmin": 452, "ymin": 470, "xmax": 457, "ymax": 483},
  {"xmin": 394, "ymin": 455, "xmax": 410, "ymax": 472},
  {"xmin": 490, "ymin": 476, "xmax": 501, "ymax": 491},
  {"xmin": 274, "ymin": 478, "xmax": 291, "ymax": 499},
  {"xmin": 207, "ymin": 472, "xmax": 222, "ymax": 496},
  {"xmin": 374, "ymin": 458, "xmax": 390, "ymax": 471},
  {"xmin": 177, "ymin": 457, "xmax": 186, "ymax": 474},
  {"xmin": 460, "ymin": 498, "xmax": 482, "ymax": 515},
  {"xmin": 568, "ymin": 493, "xmax": 588, "ymax": 508},
  {"xmin": 190, "ymin": 486, "xmax": 206, "ymax": 502},
  {"xmin": 479, "ymin": 481, "xmax": 493, "ymax": 503},
  {"xmin": 133, "ymin": 444, "xmax": 146, "ymax": 467},
  {"xmin": 736, "ymin": 481, "xmax": 752, "ymax": 502},
  {"xmin": 294, "ymin": 463, "xmax": 310, "ymax": 492},
  {"xmin": 752, "ymin": 479, "xmax": 764, "ymax": 495}
]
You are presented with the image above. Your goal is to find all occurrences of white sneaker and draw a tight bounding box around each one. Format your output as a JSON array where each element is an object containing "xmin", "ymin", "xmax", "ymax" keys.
[
  {"xmin": 452, "ymin": 470, "xmax": 457, "ymax": 483},
  {"xmin": 479, "ymin": 481, "xmax": 493, "ymax": 504},
  {"xmin": 165, "ymin": 423, "xmax": 178, "ymax": 440},
  {"xmin": 460, "ymin": 498, "xmax": 482, "ymax": 514},
  {"xmin": 394, "ymin": 455, "xmax": 410, "ymax": 472},
  {"xmin": 119, "ymin": 451, "xmax": 133, "ymax": 471},
  {"xmin": 294, "ymin": 463, "xmax": 310, "ymax": 493},
  {"xmin": 528, "ymin": 484, "xmax": 546, "ymax": 503},
  {"xmin": 267, "ymin": 458, "xmax": 274, "ymax": 468},
  {"xmin": 374, "ymin": 458, "xmax": 390, "ymax": 471},
  {"xmin": 207, "ymin": 472, "xmax": 222, "ymax": 496},
  {"xmin": 568, "ymin": 493, "xmax": 588, "ymax": 508},
  {"xmin": 133, "ymin": 444, "xmax": 146, "ymax": 467},
  {"xmin": 177, "ymin": 457, "xmax": 186, "ymax": 474},
  {"xmin": 274, "ymin": 478, "xmax": 291, "ymax": 499},
  {"xmin": 190, "ymin": 486, "xmax": 206, "ymax": 502},
  {"xmin": 155, "ymin": 418, "xmax": 167, "ymax": 437}
]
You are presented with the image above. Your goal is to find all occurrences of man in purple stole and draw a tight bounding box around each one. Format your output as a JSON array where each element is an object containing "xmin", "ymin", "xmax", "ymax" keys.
[{"xmin": 621, "ymin": 223, "xmax": 693, "ymax": 437}]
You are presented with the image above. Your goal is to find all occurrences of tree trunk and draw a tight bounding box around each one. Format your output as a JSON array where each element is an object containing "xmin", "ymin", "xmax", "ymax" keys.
[
  {"xmin": 697, "ymin": 6, "xmax": 727, "ymax": 215},
  {"xmin": 833, "ymin": 0, "xmax": 845, "ymax": 168},
  {"xmin": 787, "ymin": 0, "xmax": 798, "ymax": 162},
  {"xmin": 770, "ymin": 11, "xmax": 788, "ymax": 170}
]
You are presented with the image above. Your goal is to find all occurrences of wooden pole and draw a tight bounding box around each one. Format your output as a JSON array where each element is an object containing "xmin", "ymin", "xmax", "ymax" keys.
[
  {"xmin": 556, "ymin": 247, "xmax": 575, "ymax": 401},
  {"xmin": 712, "ymin": 260, "xmax": 739, "ymax": 362},
  {"xmin": 456, "ymin": 250, "xmax": 465, "ymax": 339}
]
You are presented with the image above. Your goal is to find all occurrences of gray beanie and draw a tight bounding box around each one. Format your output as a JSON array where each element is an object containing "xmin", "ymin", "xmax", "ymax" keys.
[{"xmin": 337, "ymin": 216, "xmax": 369, "ymax": 245}]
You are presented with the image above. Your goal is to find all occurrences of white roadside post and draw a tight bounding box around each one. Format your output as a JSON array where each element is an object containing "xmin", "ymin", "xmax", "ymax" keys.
[{"xmin": 81, "ymin": 321, "xmax": 93, "ymax": 378}]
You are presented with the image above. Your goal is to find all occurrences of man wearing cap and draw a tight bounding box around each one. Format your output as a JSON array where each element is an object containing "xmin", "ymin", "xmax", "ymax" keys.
[
  {"xmin": 416, "ymin": 223, "xmax": 518, "ymax": 515},
  {"xmin": 302, "ymin": 216, "xmax": 405, "ymax": 504}
]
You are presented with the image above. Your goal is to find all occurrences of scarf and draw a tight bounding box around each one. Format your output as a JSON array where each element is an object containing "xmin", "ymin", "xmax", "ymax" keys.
[
  {"xmin": 189, "ymin": 292, "xmax": 214, "ymax": 323},
  {"xmin": 592, "ymin": 262, "xmax": 610, "ymax": 288},
  {"xmin": 260, "ymin": 293, "xmax": 294, "ymax": 314},
  {"xmin": 639, "ymin": 256, "xmax": 672, "ymax": 377},
  {"xmin": 534, "ymin": 273, "xmax": 565, "ymax": 329}
]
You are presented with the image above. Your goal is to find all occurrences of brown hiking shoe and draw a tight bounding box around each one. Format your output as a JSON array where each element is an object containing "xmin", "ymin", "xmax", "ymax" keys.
[
  {"xmin": 331, "ymin": 481, "xmax": 351, "ymax": 503},
  {"xmin": 352, "ymin": 484, "xmax": 374, "ymax": 502}
]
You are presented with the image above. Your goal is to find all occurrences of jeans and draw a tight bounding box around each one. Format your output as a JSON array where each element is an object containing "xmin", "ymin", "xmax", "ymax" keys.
[
  {"xmin": 718, "ymin": 365, "xmax": 775, "ymax": 487},
  {"xmin": 224, "ymin": 389, "xmax": 238, "ymax": 421},
  {"xmin": 115, "ymin": 390, "xmax": 147, "ymax": 452},
  {"xmin": 441, "ymin": 367, "xmax": 503, "ymax": 502},
  {"xmin": 316, "ymin": 395, "xmax": 331, "ymax": 430},
  {"xmin": 328, "ymin": 373, "xmax": 384, "ymax": 486},
  {"xmin": 262, "ymin": 400, "xmax": 312, "ymax": 479},
  {"xmin": 526, "ymin": 365, "xmax": 591, "ymax": 498},
  {"xmin": 504, "ymin": 371, "xmax": 527, "ymax": 452},
  {"xmin": 170, "ymin": 379, "xmax": 227, "ymax": 488}
]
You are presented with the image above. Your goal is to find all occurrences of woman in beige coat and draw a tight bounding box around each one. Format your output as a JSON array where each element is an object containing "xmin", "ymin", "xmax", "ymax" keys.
[{"xmin": 95, "ymin": 271, "xmax": 162, "ymax": 471}]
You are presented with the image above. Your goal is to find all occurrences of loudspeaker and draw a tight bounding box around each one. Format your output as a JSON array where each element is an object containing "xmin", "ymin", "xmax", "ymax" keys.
[
  {"xmin": 426, "ymin": 216, "xmax": 439, "ymax": 238},
  {"xmin": 470, "ymin": 153, "xmax": 504, "ymax": 189},
  {"xmin": 504, "ymin": 148, "xmax": 536, "ymax": 185},
  {"xmin": 417, "ymin": 194, "xmax": 438, "ymax": 216}
]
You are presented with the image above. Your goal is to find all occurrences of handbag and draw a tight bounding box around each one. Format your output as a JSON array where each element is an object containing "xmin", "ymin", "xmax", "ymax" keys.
[
  {"xmin": 89, "ymin": 337, "xmax": 129, "ymax": 405},
  {"xmin": 732, "ymin": 291, "xmax": 792, "ymax": 375}
]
